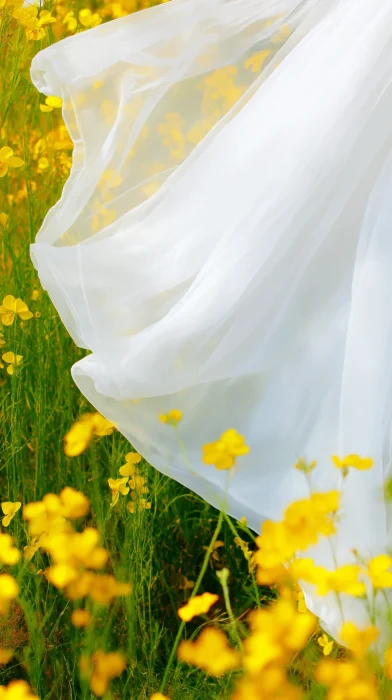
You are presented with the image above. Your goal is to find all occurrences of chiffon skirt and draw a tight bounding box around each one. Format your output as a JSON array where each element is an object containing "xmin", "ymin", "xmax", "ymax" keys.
[{"xmin": 30, "ymin": 0, "xmax": 392, "ymax": 637}]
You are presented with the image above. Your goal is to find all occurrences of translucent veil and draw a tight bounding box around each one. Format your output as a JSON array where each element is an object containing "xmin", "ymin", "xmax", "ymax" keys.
[{"xmin": 30, "ymin": 0, "xmax": 392, "ymax": 637}]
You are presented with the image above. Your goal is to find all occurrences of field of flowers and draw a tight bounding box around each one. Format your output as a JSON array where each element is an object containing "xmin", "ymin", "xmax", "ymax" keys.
[{"xmin": 2, "ymin": 1, "xmax": 392, "ymax": 698}]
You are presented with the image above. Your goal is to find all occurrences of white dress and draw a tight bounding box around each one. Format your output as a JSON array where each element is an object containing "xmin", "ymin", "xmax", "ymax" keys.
[{"xmin": 30, "ymin": 0, "xmax": 392, "ymax": 638}]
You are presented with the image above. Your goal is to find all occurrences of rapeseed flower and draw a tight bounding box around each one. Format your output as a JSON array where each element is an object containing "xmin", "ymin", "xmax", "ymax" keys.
[
  {"xmin": 0, "ymin": 295, "xmax": 33, "ymax": 325},
  {"xmin": 0, "ymin": 147, "xmax": 24, "ymax": 177},
  {"xmin": 318, "ymin": 633, "xmax": 334, "ymax": 656},
  {"xmin": 0, "ymin": 533, "xmax": 21, "ymax": 565},
  {"xmin": 332, "ymin": 453, "xmax": 373, "ymax": 473},
  {"xmin": 202, "ymin": 429, "xmax": 250, "ymax": 470},
  {"xmin": 178, "ymin": 627, "xmax": 241, "ymax": 676},
  {"xmin": 1, "ymin": 501, "xmax": 21, "ymax": 527},
  {"xmin": 178, "ymin": 593, "xmax": 219, "ymax": 622},
  {"xmin": 159, "ymin": 409, "xmax": 182, "ymax": 426},
  {"xmin": 2, "ymin": 352, "xmax": 22, "ymax": 375},
  {"xmin": 108, "ymin": 477, "xmax": 129, "ymax": 506},
  {"xmin": 0, "ymin": 574, "xmax": 18, "ymax": 614}
]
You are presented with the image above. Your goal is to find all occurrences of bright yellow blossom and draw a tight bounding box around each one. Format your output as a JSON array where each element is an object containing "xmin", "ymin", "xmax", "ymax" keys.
[
  {"xmin": 0, "ymin": 533, "xmax": 21, "ymax": 565},
  {"xmin": 119, "ymin": 451, "xmax": 142, "ymax": 476},
  {"xmin": 0, "ymin": 680, "xmax": 39, "ymax": 699},
  {"xmin": 159, "ymin": 409, "xmax": 182, "ymax": 426},
  {"xmin": 0, "ymin": 213, "xmax": 8, "ymax": 227},
  {"xmin": 13, "ymin": 6, "xmax": 57, "ymax": 40},
  {"xmin": 64, "ymin": 412, "xmax": 115, "ymax": 456},
  {"xmin": 0, "ymin": 147, "xmax": 24, "ymax": 177},
  {"xmin": 2, "ymin": 352, "xmax": 22, "ymax": 375},
  {"xmin": 178, "ymin": 627, "xmax": 241, "ymax": 676},
  {"xmin": 202, "ymin": 429, "xmax": 250, "ymax": 470},
  {"xmin": 1, "ymin": 501, "xmax": 21, "ymax": 527},
  {"xmin": 332, "ymin": 453, "xmax": 373, "ymax": 472},
  {"xmin": 0, "ymin": 295, "xmax": 33, "ymax": 325},
  {"xmin": 150, "ymin": 694, "xmax": 170, "ymax": 700},
  {"xmin": 318, "ymin": 633, "xmax": 334, "ymax": 656},
  {"xmin": 365, "ymin": 554, "xmax": 392, "ymax": 588},
  {"xmin": 315, "ymin": 658, "xmax": 378, "ymax": 700},
  {"xmin": 0, "ymin": 573, "xmax": 18, "ymax": 614},
  {"xmin": 339, "ymin": 622, "xmax": 379, "ymax": 658},
  {"xmin": 40, "ymin": 96, "xmax": 63, "ymax": 113},
  {"xmin": 178, "ymin": 593, "xmax": 218, "ymax": 622},
  {"xmin": 108, "ymin": 477, "xmax": 129, "ymax": 506},
  {"xmin": 78, "ymin": 8, "xmax": 102, "ymax": 27}
]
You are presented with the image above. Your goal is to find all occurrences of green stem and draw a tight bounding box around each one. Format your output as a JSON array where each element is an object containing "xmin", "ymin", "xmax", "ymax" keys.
[{"xmin": 159, "ymin": 507, "xmax": 224, "ymax": 694}]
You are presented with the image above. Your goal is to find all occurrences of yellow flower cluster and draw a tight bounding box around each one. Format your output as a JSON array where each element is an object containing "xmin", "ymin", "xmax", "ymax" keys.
[
  {"xmin": 79, "ymin": 651, "xmax": 126, "ymax": 697},
  {"xmin": 108, "ymin": 451, "xmax": 151, "ymax": 512},
  {"xmin": 13, "ymin": 5, "xmax": 56, "ymax": 40},
  {"xmin": 64, "ymin": 412, "xmax": 115, "ymax": 456},
  {"xmin": 202, "ymin": 429, "xmax": 250, "ymax": 470},
  {"xmin": 23, "ymin": 487, "xmax": 131, "ymax": 603}
]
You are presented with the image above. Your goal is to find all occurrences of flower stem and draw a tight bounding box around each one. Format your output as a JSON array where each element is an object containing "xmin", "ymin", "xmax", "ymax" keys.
[{"xmin": 159, "ymin": 507, "xmax": 225, "ymax": 693}]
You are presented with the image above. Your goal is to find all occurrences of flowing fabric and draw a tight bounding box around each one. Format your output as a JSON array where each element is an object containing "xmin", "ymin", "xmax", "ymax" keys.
[{"xmin": 30, "ymin": 0, "xmax": 392, "ymax": 637}]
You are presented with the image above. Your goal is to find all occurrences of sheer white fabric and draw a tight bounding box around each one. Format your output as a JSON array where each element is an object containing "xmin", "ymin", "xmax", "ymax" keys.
[{"xmin": 30, "ymin": 0, "xmax": 392, "ymax": 637}]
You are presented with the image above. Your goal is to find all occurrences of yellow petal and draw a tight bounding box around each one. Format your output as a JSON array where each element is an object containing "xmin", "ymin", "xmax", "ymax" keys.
[
  {"xmin": 40, "ymin": 104, "xmax": 53, "ymax": 112},
  {"xmin": 8, "ymin": 156, "xmax": 24, "ymax": 168},
  {"xmin": 2, "ymin": 352, "xmax": 15, "ymax": 363},
  {"xmin": 0, "ymin": 147, "xmax": 13, "ymax": 159},
  {"xmin": 1, "ymin": 313, "xmax": 15, "ymax": 326},
  {"xmin": 2, "ymin": 295, "xmax": 16, "ymax": 312},
  {"xmin": 45, "ymin": 96, "xmax": 62, "ymax": 108}
]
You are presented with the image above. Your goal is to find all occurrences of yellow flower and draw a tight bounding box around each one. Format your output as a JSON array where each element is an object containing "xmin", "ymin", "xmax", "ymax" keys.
[
  {"xmin": 332, "ymin": 453, "xmax": 373, "ymax": 472},
  {"xmin": 150, "ymin": 694, "xmax": 170, "ymax": 700},
  {"xmin": 108, "ymin": 477, "xmax": 129, "ymax": 507},
  {"xmin": 59, "ymin": 487, "xmax": 90, "ymax": 519},
  {"xmin": 46, "ymin": 564, "xmax": 79, "ymax": 589},
  {"xmin": 64, "ymin": 412, "xmax": 115, "ymax": 456},
  {"xmin": 316, "ymin": 564, "xmax": 366, "ymax": 597},
  {"xmin": 78, "ymin": 8, "xmax": 102, "ymax": 28},
  {"xmin": 2, "ymin": 352, "xmax": 23, "ymax": 375},
  {"xmin": 71, "ymin": 609, "xmax": 91, "ymax": 628},
  {"xmin": 0, "ymin": 295, "xmax": 33, "ymax": 325},
  {"xmin": 40, "ymin": 96, "xmax": 63, "ymax": 112},
  {"xmin": 178, "ymin": 593, "xmax": 219, "ymax": 622},
  {"xmin": 119, "ymin": 451, "xmax": 142, "ymax": 476},
  {"xmin": 243, "ymin": 598, "xmax": 316, "ymax": 675},
  {"xmin": 0, "ymin": 680, "xmax": 39, "ymax": 699},
  {"xmin": 1, "ymin": 501, "xmax": 21, "ymax": 527},
  {"xmin": 202, "ymin": 429, "xmax": 250, "ymax": 470},
  {"xmin": 318, "ymin": 633, "xmax": 334, "ymax": 656},
  {"xmin": 85, "ymin": 574, "xmax": 131, "ymax": 605},
  {"xmin": 0, "ymin": 212, "xmax": 8, "ymax": 227},
  {"xmin": 24, "ymin": 535, "xmax": 43, "ymax": 562},
  {"xmin": 90, "ymin": 651, "xmax": 126, "ymax": 697},
  {"xmin": 0, "ymin": 573, "xmax": 18, "ymax": 614},
  {"xmin": 315, "ymin": 658, "xmax": 378, "ymax": 700},
  {"xmin": 0, "ymin": 147, "xmax": 24, "ymax": 178},
  {"xmin": 159, "ymin": 409, "xmax": 182, "ymax": 426},
  {"xmin": 339, "ymin": 622, "xmax": 379, "ymax": 658},
  {"xmin": 63, "ymin": 11, "xmax": 77, "ymax": 32},
  {"xmin": 178, "ymin": 627, "xmax": 241, "ymax": 676},
  {"xmin": 365, "ymin": 554, "xmax": 392, "ymax": 588},
  {"xmin": 0, "ymin": 533, "xmax": 21, "ymax": 565},
  {"xmin": 13, "ymin": 6, "xmax": 57, "ymax": 40}
]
